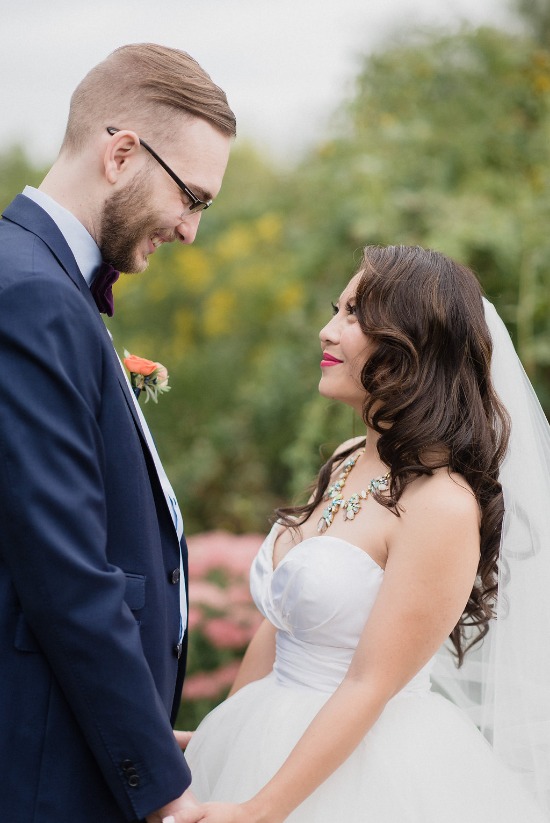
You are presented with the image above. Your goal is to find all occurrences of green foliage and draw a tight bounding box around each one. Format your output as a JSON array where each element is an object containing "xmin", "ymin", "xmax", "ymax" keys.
[
  {"xmin": 0, "ymin": 145, "xmax": 45, "ymax": 208},
  {"xmin": 3, "ymin": 16, "xmax": 550, "ymax": 535},
  {"xmin": 4, "ymin": 13, "xmax": 550, "ymax": 729},
  {"xmin": 282, "ymin": 24, "xmax": 550, "ymax": 403},
  {"xmin": 514, "ymin": 0, "xmax": 550, "ymax": 44},
  {"xmin": 342, "ymin": 25, "xmax": 550, "ymax": 382}
]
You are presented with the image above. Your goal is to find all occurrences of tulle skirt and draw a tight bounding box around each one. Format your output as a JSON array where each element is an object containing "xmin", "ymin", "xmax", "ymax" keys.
[{"xmin": 185, "ymin": 672, "xmax": 547, "ymax": 822}]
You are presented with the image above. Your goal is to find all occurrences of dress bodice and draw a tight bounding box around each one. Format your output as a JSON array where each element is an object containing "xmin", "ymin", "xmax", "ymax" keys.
[{"xmin": 250, "ymin": 523, "xmax": 433, "ymax": 693}]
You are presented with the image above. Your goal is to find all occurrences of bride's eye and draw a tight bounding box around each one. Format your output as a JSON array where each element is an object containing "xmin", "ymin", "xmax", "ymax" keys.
[
  {"xmin": 330, "ymin": 301, "xmax": 339, "ymax": 316},
  {"xmin": 345, "ymin": 302, "xmax": 357, "ymax": 316}
]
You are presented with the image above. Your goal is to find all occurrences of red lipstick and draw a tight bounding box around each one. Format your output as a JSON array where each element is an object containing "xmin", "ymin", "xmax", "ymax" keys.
[{"xmin": 321, "ymin": 352, "xmax": 343, "ymax": 367}]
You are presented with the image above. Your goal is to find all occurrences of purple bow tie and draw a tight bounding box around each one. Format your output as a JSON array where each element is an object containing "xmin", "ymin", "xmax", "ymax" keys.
[{"xmin": 91, "ymin": 262, "xmax": 120, "ymax": 317}]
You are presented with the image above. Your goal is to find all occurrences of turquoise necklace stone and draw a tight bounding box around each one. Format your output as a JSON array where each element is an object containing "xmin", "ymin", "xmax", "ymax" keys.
[{"xmin": 317, "ymin": 448, "xmax": 390, "ymax": 533}]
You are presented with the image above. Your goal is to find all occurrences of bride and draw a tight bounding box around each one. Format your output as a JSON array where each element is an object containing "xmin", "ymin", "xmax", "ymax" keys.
[{"xmin": 180, "ymin": 246, "xmax": 549, "ymax": 822}]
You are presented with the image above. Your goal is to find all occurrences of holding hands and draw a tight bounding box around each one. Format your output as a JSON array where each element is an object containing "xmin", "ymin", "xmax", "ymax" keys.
[
  {"xmin": 147, "ymin": 731, "xmax": 270, "ymax": 823},
  {"xmin": 184, "ymin": 802, "xmax": 261, "ymax": 823},
  {"xmin": 150, "ymin": 800, "xmax": 264, "ymax": 823},
  {"xmin": 174, "ymin": 730, "xmax": 194, "ymax": 750},
  {"xmin": 146, "ymin": 789, "xmax": 202, "ymax": 823},
  {"xmin": 165, "ymin": 803, "xmax": 251, "ymax": 823}
]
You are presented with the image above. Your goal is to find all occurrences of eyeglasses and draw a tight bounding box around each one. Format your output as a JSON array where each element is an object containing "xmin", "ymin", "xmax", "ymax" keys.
[{"xmin": 106, "ymin": 127, "xmax": 212, "ymax": 214}]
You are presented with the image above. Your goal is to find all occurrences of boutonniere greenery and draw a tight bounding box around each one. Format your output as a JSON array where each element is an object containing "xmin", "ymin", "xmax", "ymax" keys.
[{"xmin": 123, "ymin": 350, "xmax": 171, "ymax": 404}]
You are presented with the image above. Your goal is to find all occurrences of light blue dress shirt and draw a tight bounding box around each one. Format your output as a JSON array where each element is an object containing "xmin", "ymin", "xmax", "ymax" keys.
[{"xmin": 23, "ymin": 186, "xmax": 102, "ymax": 285}]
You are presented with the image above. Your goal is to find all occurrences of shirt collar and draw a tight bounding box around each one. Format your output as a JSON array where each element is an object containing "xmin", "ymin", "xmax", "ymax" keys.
[{"xmin": 22, "ymin": 186, "xmax": 102, "ymax": 287}]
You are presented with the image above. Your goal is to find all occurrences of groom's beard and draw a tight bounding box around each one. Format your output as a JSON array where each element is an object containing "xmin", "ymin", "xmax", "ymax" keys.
[{"xmin": 99, "ymin": 168, "xmax": 159, "ymax": 274}]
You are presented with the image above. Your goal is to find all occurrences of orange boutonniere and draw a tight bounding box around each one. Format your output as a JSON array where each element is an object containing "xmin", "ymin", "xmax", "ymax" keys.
[{"xmin": 123, "ymin": 350, "xmax": 171, "ymax": 404}]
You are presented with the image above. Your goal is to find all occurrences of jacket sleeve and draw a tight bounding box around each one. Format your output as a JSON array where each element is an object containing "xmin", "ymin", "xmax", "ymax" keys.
[{"xmin": 0, "ymin": 262, "xmax": 191, "ymax": 820}]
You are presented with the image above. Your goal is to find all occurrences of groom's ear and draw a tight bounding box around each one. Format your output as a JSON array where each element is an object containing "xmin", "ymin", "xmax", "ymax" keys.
[{"xmin": 103, "ymin": 129, "xmax": 142, "ymax": 185}]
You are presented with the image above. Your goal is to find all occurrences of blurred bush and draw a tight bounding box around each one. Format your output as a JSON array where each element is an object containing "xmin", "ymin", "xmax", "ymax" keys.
[
  {"xmin": 5, "ymin": 21, "xmax": 550, "ymax": 537},
  {"xmin": 176, "ymin": 531, "xmax": 264, "ymax": 729},
  {"xmin": 108, "ymin": 21, "xmax": 550, "ymax": 540},
  {"xmin": 3, "ymin": 6, "xmax": 550, "ymax": 726}
]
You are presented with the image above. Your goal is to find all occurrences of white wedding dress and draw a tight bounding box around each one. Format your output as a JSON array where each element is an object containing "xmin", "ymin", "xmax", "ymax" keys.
[{"xmin": 185, "ymin": 525, "xmax": 547, "ymax": 821}]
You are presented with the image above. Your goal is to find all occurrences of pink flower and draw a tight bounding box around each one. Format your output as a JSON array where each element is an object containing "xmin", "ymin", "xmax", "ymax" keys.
[
  {"xmin": 187, "ymin": 531, "xmax": 264, "ymax": 577},
  {"xmin": 203, "ymin": 617, "xmax": 257, "ymax": 649},
  {"xmin": 184, "ymin": 531, "xmax": 268, "ymax": 704},
  {"xmin": 183, "ymin": 661, "xmax": 241, "ymax": 700},
  {"xmin": 226, "ymin": 582, "xmax": 254, "ymax": 605},
  {"xmin": 154, "ymin": 362, "xmax": 169, "ymax": 389},
  {"xmin": 189, "ymin": 580, "xmax": 229, "ymax": 610},
  {"xmin": 183, "ymin": 672, "xmax": 222, "ymax": 700},
  {"xmin": 227, "ymin": 604, "xmax": 263, "ymax": 629},
  {"xmin": 187, "ymin": 606, "xmax": 203, "ymax": 631}
]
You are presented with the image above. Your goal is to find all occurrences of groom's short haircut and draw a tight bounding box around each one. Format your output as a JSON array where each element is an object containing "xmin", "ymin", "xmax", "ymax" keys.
[{"xmin": 61, "ymin": 43, "xmax": 236, "ymax": 154}]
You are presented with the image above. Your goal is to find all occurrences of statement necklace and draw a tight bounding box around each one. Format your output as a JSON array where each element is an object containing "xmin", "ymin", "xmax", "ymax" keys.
[{"xmin": 317, "ymin": 449, "xmax": 390, "ymax": 534}]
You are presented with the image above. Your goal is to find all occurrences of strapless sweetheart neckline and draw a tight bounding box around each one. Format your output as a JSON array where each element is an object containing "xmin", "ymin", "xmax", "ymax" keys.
[{"xmin": 270, "ymin": 529, "xmax": 385, "ymax": 575}]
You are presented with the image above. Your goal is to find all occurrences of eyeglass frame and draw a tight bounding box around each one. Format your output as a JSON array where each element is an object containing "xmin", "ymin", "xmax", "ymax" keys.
[{"xmin": 106, "ymin": 127, "xmax": 212, "ymax": 214}]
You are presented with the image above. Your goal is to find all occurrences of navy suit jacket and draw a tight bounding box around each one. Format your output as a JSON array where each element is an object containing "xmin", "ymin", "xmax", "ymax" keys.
[{"xmin": 0, "ymin": 195, "xmax": 191, "ymax": 821}]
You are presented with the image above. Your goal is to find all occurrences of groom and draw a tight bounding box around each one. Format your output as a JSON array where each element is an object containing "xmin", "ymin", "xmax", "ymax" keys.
[{"xmin": 0, "ymin": 45, "xmax": 234, "ymax": 822}]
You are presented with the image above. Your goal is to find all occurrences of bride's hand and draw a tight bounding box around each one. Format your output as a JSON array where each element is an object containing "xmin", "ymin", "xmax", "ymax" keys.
[
  {"xmin": 174, "ymin": 730, "xmax": 194, "ymax": 750},
  {"xmin": 191, "ymin": 802, "xmax": 265, "ymax": 822}
]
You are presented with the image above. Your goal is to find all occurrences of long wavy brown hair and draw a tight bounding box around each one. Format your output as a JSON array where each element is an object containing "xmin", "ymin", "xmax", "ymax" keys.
[{"xmin": 276, "ymin": 245, "xmax": 510, "ymax": 666}]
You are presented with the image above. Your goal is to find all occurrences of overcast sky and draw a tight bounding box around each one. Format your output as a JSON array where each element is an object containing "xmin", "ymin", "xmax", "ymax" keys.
[{"xmin": 1, "ymin": 0, "xmax": 515, "ymax": 165}]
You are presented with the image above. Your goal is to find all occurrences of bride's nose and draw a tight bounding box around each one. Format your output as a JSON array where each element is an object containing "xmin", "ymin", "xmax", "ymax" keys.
[{"xmin": 319, "ymin": 315, "xmax": 339, "ymax": 346}]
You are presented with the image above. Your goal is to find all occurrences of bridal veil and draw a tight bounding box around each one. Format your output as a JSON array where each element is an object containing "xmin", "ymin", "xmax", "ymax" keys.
[{"xmin": 433, "ymin": 299, "xmax": 550, "ymax": 815}]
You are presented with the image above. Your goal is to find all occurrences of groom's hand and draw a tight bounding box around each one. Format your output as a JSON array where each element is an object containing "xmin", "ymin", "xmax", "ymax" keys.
[{"xmin": 146, "ymin": 788, "xmax": 203, "ymax": 823}]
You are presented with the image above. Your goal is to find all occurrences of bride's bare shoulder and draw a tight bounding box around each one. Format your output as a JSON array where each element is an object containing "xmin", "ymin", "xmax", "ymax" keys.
[
  {"xmin": 331, "ymin": 435, "xmax": 366, "ymax": 459},
  {"xmin": 402, "ymin": 468, "xmax": 480, "ymax": 527}
]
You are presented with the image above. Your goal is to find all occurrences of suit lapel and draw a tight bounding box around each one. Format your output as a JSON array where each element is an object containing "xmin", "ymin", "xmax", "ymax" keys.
[
  {"xmin": 109, "ymin": 345, "xmax": 156, "ymax": 453},
  {"xmin": 3, "ymin": 195, "xmax": 93, "ymax": 300},
  {"xmin": 2, "ymin": 194, "xmax": 153, "ymax": 465}
]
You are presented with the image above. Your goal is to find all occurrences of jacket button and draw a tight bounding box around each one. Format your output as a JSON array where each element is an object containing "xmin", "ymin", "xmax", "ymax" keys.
[
  {"xmin": 174, "ymin": 641, "xmax": 183, "ymax": 659},
  {"xmin": 170, "ymin": 568, "xmax": 180, "ymax": 584},
  {"xmin": 128, "ymin": 774, "xmax": 140, "ymax": 788},
  {"xmin": 121, "ymin": 759, "xmax": 134, "ymax": 772}
]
